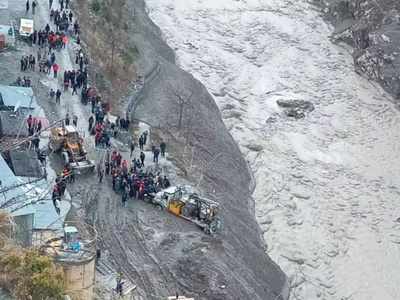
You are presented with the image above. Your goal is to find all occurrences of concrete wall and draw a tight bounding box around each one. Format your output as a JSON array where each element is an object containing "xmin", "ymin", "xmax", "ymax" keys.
[
  {"xmin": 59, "ymin": 256, "xmax": 96, "ymax": 300},
  {"xmin": 13, "ymin": 213, "xmax": 33, "ymax": 247}
]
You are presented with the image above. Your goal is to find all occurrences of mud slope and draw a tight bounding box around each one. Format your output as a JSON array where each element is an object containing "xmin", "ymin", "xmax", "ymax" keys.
[
  {"xmin": 74, "ymin": 0, "xmax": 289, "ymax": 299},
  {"xmin": 129, "ymin": 1, "xmax": 289, "ymax": 299}
]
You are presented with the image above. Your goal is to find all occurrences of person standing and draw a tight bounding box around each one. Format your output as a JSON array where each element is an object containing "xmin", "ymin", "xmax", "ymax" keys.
[
  {"xmin": 26, "ymin": 0, "xmax": 30, "ymax": 14},
  {"xmin": 143, "ymin": 131, "xmax": 148, "ymax": 145},
  {"xmin": 27, "ymin": 115, "xmax": 33, "ymax": 133},
  {"xmin": 72, "ymin": 81, "xmax": 78, "ymax": 95},
  {"xmin": 139, "ymin": 135, "xmax": 144, "ymax": 150},
  {"xmin": 32, "ymin": 134, "xmax": 40, "ymax": 150},
  {"xmin": 49, "ymin": 88, "xmax": 55, "ymax": 100},
  {"xmin": 98, "ymin": 167, "xmax": 104, "ymax": 183},
  {"xmin": 72, "ymin": 115, "xmax": 78, "ymax": 127},
  {"xmin": 56, "ymin": 89, "xmax": 62, "ymax": 104},
  {"xmin": 88, "ymin": 115, "xmax": 94, "ymax": 132},
  {"xmin": 105, "ymin": 161, "xmax": 110, "ymax": 175},
  {"xmin": 130, "ymin": 137, "xmax": 135, "ymax": 158},
  {"xmin": 160, "ymin": 141, "xmax": 166, "ymax": 158},
  {"xmin": 37, "ymin": 120, "xmax": 42, "ymax": 133},
  {"xmin": 140, "ymin": 151, "xmax": 145, "ymax": 167},
  {"xmin": 31, "ymin": 56, "xmax": 36, "ymax": 71},
  {"xmin": 112, "ymin": 171, "xmax": 117, "ymax": 191},
  {"xmin": 52, "ymin": 63, "xmax": 59, "ymax": 78},
  {"xmin": 163, "ymin": 176, "xmax": 170, "ymax": 188},
  {"xmin": 153, "ymin": 148, "xmax": 160, "ymax": 164},
  {"xmin": 65, "ymin": 113, "xmax": 70, "ymax": 126},
  {"xmin": 121, "ymin": 186, "xmax": 128, "ymax": 207},
  {"xmin": 32, "ymin": 0, "xmax": 37, "ymax": 15}
]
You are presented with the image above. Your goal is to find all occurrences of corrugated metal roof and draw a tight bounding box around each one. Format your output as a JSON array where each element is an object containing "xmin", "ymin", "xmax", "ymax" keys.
[
  {"xmin": 0, "ymin": 155, "xmax": 69, "ymax": 231},
  {"xmin": 15, "ymin": 200, "xmax": 70, "ymax": 230},
  {"xmin": 0, "ymin": 110, "xmax": 29, "ymax": 136},
  {"xmin": 7, "ymin": 150, "xmax": 44, "ymax": 178},
  {"xmin": 0, "ymin": 85, "xmax": 38, "ymax": 110},
  {"xmin": 0, "ymin": 153, "xmax": 23, "ymax": 208}
]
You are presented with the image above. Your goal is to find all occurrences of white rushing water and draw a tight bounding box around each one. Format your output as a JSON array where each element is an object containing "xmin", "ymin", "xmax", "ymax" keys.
[{"xmin": 144, "ymin": 0, "xmax": 400, "ymax": 299}]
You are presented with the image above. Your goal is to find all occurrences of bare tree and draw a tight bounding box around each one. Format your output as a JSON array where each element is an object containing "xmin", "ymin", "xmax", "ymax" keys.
[
  {"xmin": 102, "ymin": 0, "xmax": 126, "ymax": 76},
  {"xmin": 169, "ymin": 84, "xmax": 194, "ymax": 131}
]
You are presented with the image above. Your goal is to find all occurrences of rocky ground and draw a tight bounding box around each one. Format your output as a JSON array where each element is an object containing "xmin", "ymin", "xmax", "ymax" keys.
[
  {"xmin": 1, "ymin": 0, "xmax": 289, "ymax": 299},
  {"xmin": 318, "ymin": 0, "xmax": 400, "ymax": 100}
]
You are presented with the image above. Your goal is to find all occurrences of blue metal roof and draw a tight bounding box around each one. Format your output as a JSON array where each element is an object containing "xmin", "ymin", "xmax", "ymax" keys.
[
  {"xmin": 0, "ymin": 85, "xmax": 38, "ymax": 110},
  {"xmin": 0, "ymin": 154, "xmax": 23, "ymax": 208},
  {"xmin": 0, "ymin": 155, "xmax": 70, "ymax": 231}
]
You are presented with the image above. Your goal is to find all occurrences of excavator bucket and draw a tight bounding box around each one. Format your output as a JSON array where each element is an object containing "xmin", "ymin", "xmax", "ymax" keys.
[{"xmin": 69, "ymin": 159, "xmax": 95, "ymax": 173}]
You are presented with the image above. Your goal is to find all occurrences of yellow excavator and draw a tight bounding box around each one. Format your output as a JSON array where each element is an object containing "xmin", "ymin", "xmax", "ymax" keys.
[{"xmin": 49, "ymin": 125, "xmax": 95, "ymax": 173}]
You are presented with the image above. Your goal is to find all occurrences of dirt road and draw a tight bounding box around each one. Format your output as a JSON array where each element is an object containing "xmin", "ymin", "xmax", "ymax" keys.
[{"xmin": 29, "ymin": 0, "xmax": 192, "ymax": 298}]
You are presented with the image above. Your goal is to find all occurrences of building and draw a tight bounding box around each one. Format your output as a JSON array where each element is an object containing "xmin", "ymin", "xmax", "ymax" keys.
[
  {"xmin": 0, "ymin": 154, "xmax": 70, "ymax": 247},
  {"xmin": 42, "ymin": 224, "xmax": 97, "ymax": 300},
  {"xmin": 0, "ymin": 85, "xmax": 43, "ymax": 138},
  {"xmin": 2, "ymin": 149, "xmax": 45, "ymax": 178},
  {"xmin": 0, "ymin": 24, "xmax": 15, "ymax": 49},
  {"xmin": 0, "ymin": 85, "xmax": 38, "ymax": 111},
  {"xmin": 0, "ymin": 110, "xmax": 29, "ymax": 137}
]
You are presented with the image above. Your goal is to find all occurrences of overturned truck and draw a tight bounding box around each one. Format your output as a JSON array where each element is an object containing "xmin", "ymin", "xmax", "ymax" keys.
[{"xmin": 152, "ymin": 186, "xmax": 222, "ymax": 234}]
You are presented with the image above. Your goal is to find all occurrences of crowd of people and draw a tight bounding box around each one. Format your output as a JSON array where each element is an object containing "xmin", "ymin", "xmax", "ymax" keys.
[
  {"xmin": 20, "ymin": 55, "xmax": 36, "ymax": 71},
  {"xmin": 13, "ymin": 76, "xmax": 32, "ymax": 87},
  {"xmin": 22, "ymin": 0, "xmax": 172, "ymax": 214},
  {"xmin": 22, "ymin": 0, "xmax": 88, "ymax": 105},
  {"xmin": 26, "ymin": 114, "xmax": 43, "ymax": 135},
  {"xmin": 98, "ymin": 148, "xmax": 171, "ymax": 206}
]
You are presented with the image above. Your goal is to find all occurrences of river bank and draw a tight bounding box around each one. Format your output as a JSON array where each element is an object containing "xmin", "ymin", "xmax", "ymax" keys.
[
  {"xmin": 143, "ymin": 0, "xmax": 400, "ymax": 299},
  {"xmin": 71, "ymin": 0, "xmax": 290, "ymax": 299}
]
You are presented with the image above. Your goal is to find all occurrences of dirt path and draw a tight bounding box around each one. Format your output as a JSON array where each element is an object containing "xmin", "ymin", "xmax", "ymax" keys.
[{"xmin": 30, "ymin": 1, "xmax": 186, "ymax": 298}]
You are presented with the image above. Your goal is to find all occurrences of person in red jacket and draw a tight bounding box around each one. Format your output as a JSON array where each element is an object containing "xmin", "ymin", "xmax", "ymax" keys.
[
  {"xmin": 138, "ymin": 180, "xmax": 145, "ymax": 200},
  {"xmin": 62, "ymin": 35, "xmax": 68, "ymax": 48},
  {"xmin": 121, "ymin": 159, "xmax": 128, "ymax": 175},
  {"xmin": 52, "ymin": 63, "xmax": 59, "ymax": 78}
]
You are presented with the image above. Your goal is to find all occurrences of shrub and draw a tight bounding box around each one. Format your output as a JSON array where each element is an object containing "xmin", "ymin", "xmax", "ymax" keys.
[{"xmin": 0, "ymin": 249, "xmax": 65, "ymax": 300}]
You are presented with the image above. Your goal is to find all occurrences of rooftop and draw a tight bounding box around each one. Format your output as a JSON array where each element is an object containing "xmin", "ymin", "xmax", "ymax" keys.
[
  {"xmin": 0, "ymin": 85, "xmax": 38, "ymax": 110},
  {"xmin": 42, "ymin": 223, "xmax": 97, "ymax": 263},
  {"xmin": 0, "ymin": 154, "xmax": 70, "ymax": 232},
  {"xmin": 5, "ymin": 150, "xmax": 45, "ymax": 178},
  {"xmin": 0, "ymin": 110, "xmax": 29, "ymax": 137},
  {"xmin": 0, "ymin": 24, "xmax": 15, "ymax": 45}
]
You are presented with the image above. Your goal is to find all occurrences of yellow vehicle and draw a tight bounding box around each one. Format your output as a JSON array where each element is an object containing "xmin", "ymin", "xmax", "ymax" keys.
[
  {"xmin": 49, "ymin": 125, "xmax": 95, "ymax": 173},
  {"xmin": 154, "ymin": 186, "xmax": 222, "ymax": 234}
]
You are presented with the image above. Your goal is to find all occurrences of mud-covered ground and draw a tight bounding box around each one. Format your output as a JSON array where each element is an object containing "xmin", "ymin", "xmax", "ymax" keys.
[{"xmin": 1, "ymin": 0, "xmax": 289, "ymax": 299}]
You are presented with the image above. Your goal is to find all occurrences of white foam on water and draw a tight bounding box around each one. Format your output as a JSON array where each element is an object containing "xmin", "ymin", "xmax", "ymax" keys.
[{"xmin": 144, "ymin": 0, "xmax": 400, "ymax": 299}]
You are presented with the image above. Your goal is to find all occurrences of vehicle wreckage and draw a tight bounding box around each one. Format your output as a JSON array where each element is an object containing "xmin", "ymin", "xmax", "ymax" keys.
[{"xmin": 150, "ymin": 186, "xmax": 222, "ymax": 234}]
